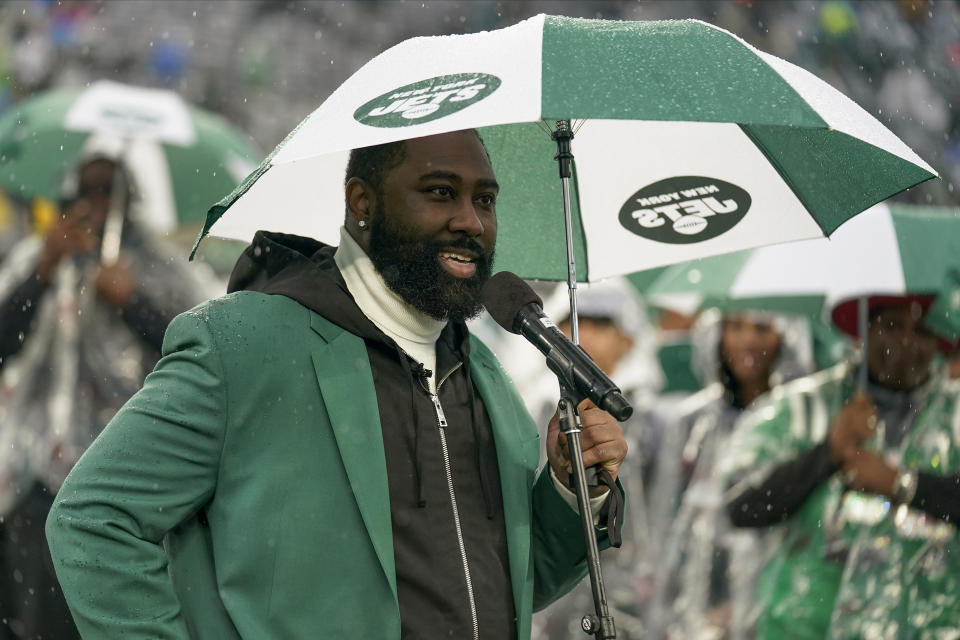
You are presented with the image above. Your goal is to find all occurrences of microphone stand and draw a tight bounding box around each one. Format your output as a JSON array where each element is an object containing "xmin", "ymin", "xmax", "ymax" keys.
[
  {"xmin": 557, "ymin": 380, "xmax": 617, "ymax": 638},
  {"xmin": 551, "ymin": 118, "xmax": 617, "ymax": 639}
]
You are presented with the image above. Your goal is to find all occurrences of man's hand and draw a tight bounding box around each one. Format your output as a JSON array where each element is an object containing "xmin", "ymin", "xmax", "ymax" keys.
[
  {"xmin": 37, "ymin": 201, "xmax": 99, "ymax": 282},
  {"xmin": 95, "ymin": 258, "xmax": 136, "ymax": 308},
  {"xmin": 546, "ymin": 398, "xmax": 627, "ymax": 492},
  {"xmin": 828, "ymin": 391, "xmax": 877, "ymax": 466},
  {"xmin": 841, "ymin": 450, "xmax": 896, "ymax": 497}
]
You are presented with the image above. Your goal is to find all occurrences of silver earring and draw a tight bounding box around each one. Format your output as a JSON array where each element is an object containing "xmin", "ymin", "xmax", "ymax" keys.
[{"xmin": 358, "ymin": 220, "xmax": 368, "ymax": 229}]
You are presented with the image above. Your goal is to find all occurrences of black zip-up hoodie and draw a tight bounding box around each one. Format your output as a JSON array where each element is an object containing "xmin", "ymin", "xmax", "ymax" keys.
[{"xmin": 228, "ymin": 231, "xmax": 518, "ymax": 639}]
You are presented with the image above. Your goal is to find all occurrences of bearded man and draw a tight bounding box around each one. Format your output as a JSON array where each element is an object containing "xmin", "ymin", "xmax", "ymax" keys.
[{"xmin": 46, "ymin": 130, "xmax": 627, "ymax": 640}]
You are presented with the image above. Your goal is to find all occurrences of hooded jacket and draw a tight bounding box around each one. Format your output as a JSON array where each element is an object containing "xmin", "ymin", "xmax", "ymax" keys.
[
  {"xmin": 46, "ymin": 231, "xmax": 601, "ymax": 640},
  {"xmin": 229, "ymin": 231, "xmax": 515, "ymax": 639}
]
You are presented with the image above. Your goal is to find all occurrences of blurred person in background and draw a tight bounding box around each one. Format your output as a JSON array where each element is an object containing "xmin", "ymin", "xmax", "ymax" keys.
[
  {"xmin": 643, "ymin": 308, "xmax": 814, "ymax": 640},
  {"xmin": 652, "ymin": 305, "xmax": 702, "ymax": 397},
  {"xmin": 724, "ymin": 296, "xmax": 960, "ymax": 639},
  {"xmin": 0, "ymin": 140, "xmax": 213, "ymax": 639},
  {"xmin": 530, "ymin": 277, "xmax": 663, "ymax": 639}
]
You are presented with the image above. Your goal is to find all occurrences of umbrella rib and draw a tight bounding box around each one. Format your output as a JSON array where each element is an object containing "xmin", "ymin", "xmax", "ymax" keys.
[{"xmin": 536, "ymin": 119, "xmax": 555, "ymax": 137}]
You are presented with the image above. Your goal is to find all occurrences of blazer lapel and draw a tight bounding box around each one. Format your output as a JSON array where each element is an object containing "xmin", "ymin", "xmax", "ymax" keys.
[{"xmin": 309, "ymin": 313, "xmax": 397, "ymax": 603}]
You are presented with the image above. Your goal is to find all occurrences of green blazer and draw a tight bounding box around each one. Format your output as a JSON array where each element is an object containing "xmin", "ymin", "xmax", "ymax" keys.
[{"xmin": 47, "ymin": 292, "xmax": 601, "ymax": 639}]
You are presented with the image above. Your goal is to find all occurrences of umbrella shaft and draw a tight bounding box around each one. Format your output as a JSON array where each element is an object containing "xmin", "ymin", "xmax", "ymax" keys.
[
  {"xmin": 858, "ymin": 296, "xmax": 868, "ymax": 390},
  {"xmin": 561, "ymin": 174, "xmax": 580, "ymax": 345},
  {"xmin": 553, "ymin": 119, "xmax": 580, "ymax": 345}
]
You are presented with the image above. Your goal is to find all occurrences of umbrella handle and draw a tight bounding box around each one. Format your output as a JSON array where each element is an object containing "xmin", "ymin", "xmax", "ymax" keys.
[
  {"xmin": 100, "ymin": 206, "xmax": 124, "ymax": 266},
  {"xmin": 99, "ymin": 146, "xmax": 130, "ymax": 266},
  {"xmin": 857, "ymin": 296, "xmax": 869, "ymax": 391}
]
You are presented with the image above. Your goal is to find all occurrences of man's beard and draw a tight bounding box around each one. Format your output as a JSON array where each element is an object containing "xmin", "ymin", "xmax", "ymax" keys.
[{"xmin": 367, "ymin": 207, "xmax": 494, "ymax": 322}]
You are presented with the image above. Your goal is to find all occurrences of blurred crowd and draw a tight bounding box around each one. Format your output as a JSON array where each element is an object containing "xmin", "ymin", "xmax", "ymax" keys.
[
  {"xmin": 475, "ymin": 270, "xmax": 960, "ymax": 639},
  {"xmin": 0, "ymin": 1, "xmax": 958, "ymax": 639},
  {"xmin": 0, "ymin": 0, "xmax": 958, "ymax": 205}
]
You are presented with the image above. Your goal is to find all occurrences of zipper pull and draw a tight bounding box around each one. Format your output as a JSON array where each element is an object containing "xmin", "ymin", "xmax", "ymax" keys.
[{"xmin": 430, "ymin": 394, "xmax": 448, "ymax": 428}]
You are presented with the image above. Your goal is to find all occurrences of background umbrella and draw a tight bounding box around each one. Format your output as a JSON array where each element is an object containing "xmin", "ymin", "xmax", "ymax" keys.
[
  {"xmin": 0, "ymin": 80, "xmax": 261, "ymax": 236},
  {"xmin": 637, "ymin": 203, "xmax": 960, "ymax": 330},
  {"xmin": 824, "ymin": 203, "xmax": 960, "ymax": 387},
  {"xmin": 825, "ymin": 203, "xmax": 960, "ymax": 319},
  {"xmin": 644, "ymin": 237, "xmax": 835, "ymax": 319}
]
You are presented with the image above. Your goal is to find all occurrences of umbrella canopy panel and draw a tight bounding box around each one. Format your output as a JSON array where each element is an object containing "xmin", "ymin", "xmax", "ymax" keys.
[
  {"xmin": 645, "ymin": 236, "xmax": 836, "ymax": 317},
  {"xmin": 825, "ymin": 203, "xmax": 960, "ymax": 307},
  {"xmin": 0, "ymin": 83, "xmax": 261, "ymax": 230}
]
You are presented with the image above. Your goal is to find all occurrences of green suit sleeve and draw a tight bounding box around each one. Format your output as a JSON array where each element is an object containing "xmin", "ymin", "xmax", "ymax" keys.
[
  {"xmin": 45, "ymin": 308, "xmax": 227, "ymax": 639},
  {"xmin": 530, "ymin": 467, "xmax": 624, "ymax": 611}
]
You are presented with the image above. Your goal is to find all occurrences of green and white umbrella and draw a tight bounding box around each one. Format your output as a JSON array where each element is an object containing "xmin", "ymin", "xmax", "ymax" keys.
[
  {"xmin": 824, "ymin": 202, "xmax": 960, "ymax": 341},
  {"xmin": 200, "ymin": 14, "xmax": 934, "ymax": 284},
  {"xmin": 644, "ymin": 237, "xmax": 835, "ymax": 318},
  {"xmin": 825, "ymin": 203, "xmax": 960, "ymax": 308},
  {"xmin": 0, "ymin": 80, "xmax": 261, "ymax": 232},
  {"xmin": 641, "ymin": 202, "xmax": 960, "ymax": 326}
]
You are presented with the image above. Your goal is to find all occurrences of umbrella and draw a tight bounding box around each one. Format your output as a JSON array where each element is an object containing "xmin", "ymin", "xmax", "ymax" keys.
[
  {"xmin": 823, "ymin": 203, "xmax": 960, "ymax": 385},
  {"xmin": 825, "ymin": 203, "xmax": 960, "ymax": 318},
  {"xmin": 631, "ymin": 202, "xmax": 960, "ymax": 326},
  {"xmin": 642, "ymin": 202, "xmax": 960, "ymax": 364},
  {"xmin": 0, "ymin": 80, "xmax": 261, "ymax": 233},
  {"xmin": 200, "ymin": 14, "xmax": 934, "ymax": 287},
  {"xmin": 644, "ymin": 237, "xmax": 835, "ymax": 318}
]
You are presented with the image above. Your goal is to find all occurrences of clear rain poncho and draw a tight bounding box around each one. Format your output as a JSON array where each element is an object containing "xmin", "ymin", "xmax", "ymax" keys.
[
  {"xmin": 641, "ymin": 308, "xmax": 815, "ymax": 640},
  {"xmin": 0, "ymin": 159, "xmax": 217, "ymax": 516},
  {"xmin": 721, "ymin": 360, "xmax": 960, "ymax": 640}
]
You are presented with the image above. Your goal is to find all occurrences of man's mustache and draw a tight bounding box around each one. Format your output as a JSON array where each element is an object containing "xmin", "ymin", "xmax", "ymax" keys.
[{"xmin": 436, "ymin": 236, "xmax": 490, "ymax": 260}]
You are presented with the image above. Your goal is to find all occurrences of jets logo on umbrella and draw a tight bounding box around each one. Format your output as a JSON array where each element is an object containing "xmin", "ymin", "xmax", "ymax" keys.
[
  {"xmin": 354, "ymin": 73, "xmax": 502, "ymax": 127},
  {"xmin": 619, "ymin": 176, "xmax": 751, "ymax": 244}
]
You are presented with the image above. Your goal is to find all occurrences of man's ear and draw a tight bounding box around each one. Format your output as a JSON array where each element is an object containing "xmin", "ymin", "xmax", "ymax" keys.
[
  {"xmin": 344, "ymin": 177, "xmax": 374, "ymax": 249},
  {"xmin": 345, "ymin": 177, "xmax": 372, "ymax": 222}
]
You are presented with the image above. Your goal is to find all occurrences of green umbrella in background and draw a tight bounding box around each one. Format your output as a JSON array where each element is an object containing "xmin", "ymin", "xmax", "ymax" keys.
[
  {"xmin": 0, "ymin": 80, "xmax": 261, "ymax": 232},
  {"xmin": 644, "ymin": 202, "xmax": 960, "ymax": 373},
  {"xmin": 823, "ymin": 203, "xmax": 960, "ymax": 379},
  {"xmin": 825, "ymin": 204, "xmax": 960, "ymax": 320},
  {"xmin": 644, "ymin": 237, "xmax": 833, "ymax": 319},
  {"xmin": 642, "ymin": 202, "xmax": 960, "ymax": 328}
]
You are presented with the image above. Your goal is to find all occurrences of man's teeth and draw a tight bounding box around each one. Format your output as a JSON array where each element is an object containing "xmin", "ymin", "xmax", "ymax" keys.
[{"xmin": 439, "ymin": 252, "xmax": 474, "ymax": 263}]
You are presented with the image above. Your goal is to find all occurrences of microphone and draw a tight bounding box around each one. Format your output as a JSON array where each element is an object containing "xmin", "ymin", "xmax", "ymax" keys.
[{"xmin": 481, "ymin": 272, "xmax": 633, "ymax": 422}]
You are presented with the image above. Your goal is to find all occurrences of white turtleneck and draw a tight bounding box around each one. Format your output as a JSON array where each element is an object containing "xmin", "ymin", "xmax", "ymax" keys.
[{"xmin": 334, "ymin": 226, "xmax": 445, "ymax": 392}]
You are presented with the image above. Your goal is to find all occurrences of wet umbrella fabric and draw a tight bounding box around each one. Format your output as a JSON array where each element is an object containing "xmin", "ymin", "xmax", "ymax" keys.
[
  {"xmin": 644, "ymin": 238, "xmax": 834, "ymax": 318},
  {"xmin": 0, "ymin": 80, "xmax": 261, "ymax": 231},
  {"xmin": 200, "ymin": 14, "xmax": 934, "ymax": 283},
  {"xmin": 824, "ymin": 203, "xmax": 960, "ymax": 333},
  {"xmin": 641, "ymin": 203, "xmax": 960, "ymax": 336}
]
